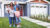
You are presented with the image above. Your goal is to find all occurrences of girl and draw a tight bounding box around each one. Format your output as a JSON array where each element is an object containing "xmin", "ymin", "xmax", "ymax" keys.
[{"xmin": 14, "ymin": 7, "xmax": 21, "ymax": 28}]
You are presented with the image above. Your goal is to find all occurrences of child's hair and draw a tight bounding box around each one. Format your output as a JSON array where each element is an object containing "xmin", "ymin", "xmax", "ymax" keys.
[{"xmin": 16, "ymin": 8, "xmax": 19, "ymax": 11}]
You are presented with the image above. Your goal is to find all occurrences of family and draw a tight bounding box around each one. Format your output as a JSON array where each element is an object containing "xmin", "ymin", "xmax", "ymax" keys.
[{"xmin": 6, "ymin": 1, "xmax": 21, "ymax": 28}]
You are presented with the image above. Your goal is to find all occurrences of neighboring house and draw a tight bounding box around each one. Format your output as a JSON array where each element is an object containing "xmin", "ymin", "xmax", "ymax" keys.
[
  {"xmin": 30, "ymin": 0, "xmax": 48, "ymax": 16},
  {"xmin": 0, "ymin": 0, "xmax": 50, "ymax": 17}
]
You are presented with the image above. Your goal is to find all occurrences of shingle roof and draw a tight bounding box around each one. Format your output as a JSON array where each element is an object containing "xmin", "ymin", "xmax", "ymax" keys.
[{"xmin": 30, "ymin": 0, "xmax": 48, "ymax": 3}]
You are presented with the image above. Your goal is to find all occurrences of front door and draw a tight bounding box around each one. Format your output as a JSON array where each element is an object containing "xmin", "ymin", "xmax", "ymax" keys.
[
  {"xmin": 20, "ymin": 5, "xmax": 23, "ymax": 16},
  {"xmin": 20, "ymin": 4, "xmax": 27, "ymax": 16}
]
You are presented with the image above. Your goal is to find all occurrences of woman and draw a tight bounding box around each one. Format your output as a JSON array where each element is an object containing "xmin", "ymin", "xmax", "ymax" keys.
[{"xmin": 8, "ymin": 2, "xmax": 15, "ymax": 27}]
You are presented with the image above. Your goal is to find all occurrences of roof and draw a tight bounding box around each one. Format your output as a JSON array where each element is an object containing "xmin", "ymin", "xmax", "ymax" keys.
[{"xmin": 30, "ymin": 0, "xmax": 48, "ymax": 4}]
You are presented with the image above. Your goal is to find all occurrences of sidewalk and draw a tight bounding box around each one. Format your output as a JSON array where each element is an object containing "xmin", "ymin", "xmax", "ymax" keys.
[{"xmin": 22, "ymin": 17, "xmax": 50, "ymax": 28}]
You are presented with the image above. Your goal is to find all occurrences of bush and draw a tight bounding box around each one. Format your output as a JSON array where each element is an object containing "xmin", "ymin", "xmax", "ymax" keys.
[{"xmin": 30, "ymin": 14, "xmax": 50, "ymax": 23}]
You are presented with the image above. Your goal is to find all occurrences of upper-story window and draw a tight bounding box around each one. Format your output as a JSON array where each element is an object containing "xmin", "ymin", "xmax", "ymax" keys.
[
  {"xmin": 6, "ymin": 0, "xmax": 19, "ymax": 1},
  {"xmin": 6, "ymin": 0, "xmax": 27, "ymax": 2},
  {"xmin": 0, "ymin": 2, "xmax": 2, "ymax": 8}
]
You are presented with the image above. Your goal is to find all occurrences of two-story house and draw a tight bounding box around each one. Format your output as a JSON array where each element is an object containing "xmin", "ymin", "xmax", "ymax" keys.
[{"xmin": 0, "ymin": 0, "xmax": 50, "ymax": 17}]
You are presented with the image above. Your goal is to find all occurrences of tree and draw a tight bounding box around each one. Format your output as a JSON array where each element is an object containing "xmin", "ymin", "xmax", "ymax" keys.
[{"xmin": 47, "ymin": 0, "xmax": 50, "ymax": 1}]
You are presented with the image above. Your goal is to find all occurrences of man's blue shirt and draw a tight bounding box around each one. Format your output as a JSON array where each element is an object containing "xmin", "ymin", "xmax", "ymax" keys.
[{"xmin": 14, "ymin": 4, "xmax": 21, "ymax": 11}]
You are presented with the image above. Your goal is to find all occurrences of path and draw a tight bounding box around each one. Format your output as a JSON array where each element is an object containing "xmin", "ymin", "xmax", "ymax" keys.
[{"xmin": 22, "ymin": 17, "xmax": 50, "ymax": 28}]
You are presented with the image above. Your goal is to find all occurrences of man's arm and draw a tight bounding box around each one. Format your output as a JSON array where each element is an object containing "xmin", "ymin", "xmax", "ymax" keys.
[{"xmin": 18, "ymin": 5, "xmax": 21, "ymax": 10}]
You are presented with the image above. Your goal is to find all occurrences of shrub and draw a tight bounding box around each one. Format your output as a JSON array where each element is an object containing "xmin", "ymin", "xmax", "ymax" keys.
[{"xmin": 30, "ymin": 14, "xmax": 50, "ymax": 23}]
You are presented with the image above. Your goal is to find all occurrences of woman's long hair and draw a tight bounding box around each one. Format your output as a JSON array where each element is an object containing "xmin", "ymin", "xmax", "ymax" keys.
[
  {"xmin": 10, "ymin": 2, "xmax": 14, "ymax": 9},
  {"xmin": 10, "ymin": 2, "xmax": 14, "ymax": 7}
]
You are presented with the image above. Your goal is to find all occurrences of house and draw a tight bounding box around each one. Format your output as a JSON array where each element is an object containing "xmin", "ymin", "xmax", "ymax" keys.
[
  {"xmin": 0, "ymin": 0, "xmax": 28, "ymax": 17},
  {"xmin": 0, "ymin": 0, "xmax": 50, "ymax": 17}
]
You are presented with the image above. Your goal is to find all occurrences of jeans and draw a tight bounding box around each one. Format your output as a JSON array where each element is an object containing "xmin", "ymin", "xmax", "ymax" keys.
[
  {"xmin": 16, "ymin": 17, "xmax": 21, "ymax": 24},
  {"xmin": 9, "ymin": 17, "xmax": 15, "ymax": 24}
]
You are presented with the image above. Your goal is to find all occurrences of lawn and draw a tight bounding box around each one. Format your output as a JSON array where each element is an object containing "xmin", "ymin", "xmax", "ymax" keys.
[{"xmin": 0, "ymin": 17, "xmax": 46, "ymax": 28}]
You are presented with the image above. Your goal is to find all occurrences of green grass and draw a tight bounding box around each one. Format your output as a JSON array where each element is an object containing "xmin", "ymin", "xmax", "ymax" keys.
[{"xmin": 0, "ymin": 17, "xmax": 46, "ymax": 28}]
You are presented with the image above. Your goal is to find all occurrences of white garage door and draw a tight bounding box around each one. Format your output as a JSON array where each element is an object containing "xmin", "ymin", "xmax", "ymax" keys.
[{"xmin": 30, "ymin": 3, "xmax": 48, "ymax": 16}]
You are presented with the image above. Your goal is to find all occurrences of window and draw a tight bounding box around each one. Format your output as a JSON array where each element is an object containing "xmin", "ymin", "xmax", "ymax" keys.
[
  {"xmin": 0, "ymin": 2, "xmax": 2, "ymax": 8},
  {"xmin": 6, "ymin": 0, "xmax": 19, "ymax": 1},
  {"xmin": 0, "ymin": 4, "xmax": 1, "ymax": 8}
]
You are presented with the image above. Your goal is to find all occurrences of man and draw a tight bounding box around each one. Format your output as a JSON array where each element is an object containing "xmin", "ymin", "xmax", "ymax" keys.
[
  {"xmin": 14, "ymin": 1, "xmax": 21, "ymax": 28},
  {"xmin": 14, "ymin": 1, "xmax": 20, "ymax": 11}
]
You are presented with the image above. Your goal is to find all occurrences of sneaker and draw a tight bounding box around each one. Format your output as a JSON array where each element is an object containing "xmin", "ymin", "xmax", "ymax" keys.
[
  {"xmin": 9, "ymin": 25, "xmax": 12, "ymax": 27},
  {"xmin": 13, "ymin": 25, "xmax": 15, "ymax": 27},
  {"xmin": 17, "ymin": 25, "xmax": 21, "ymax": 28}
]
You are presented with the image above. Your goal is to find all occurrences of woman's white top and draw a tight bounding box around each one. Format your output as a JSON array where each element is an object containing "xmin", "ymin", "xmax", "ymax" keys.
[{"xmin": 9, "ymin": 8, "xmax": 14, "ymax": 17}]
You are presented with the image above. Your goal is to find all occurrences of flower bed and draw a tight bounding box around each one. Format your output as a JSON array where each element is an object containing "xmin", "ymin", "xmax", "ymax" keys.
[{"xmin": 30, "ymin": 14, "xmax": 50, "ymax": 23}]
